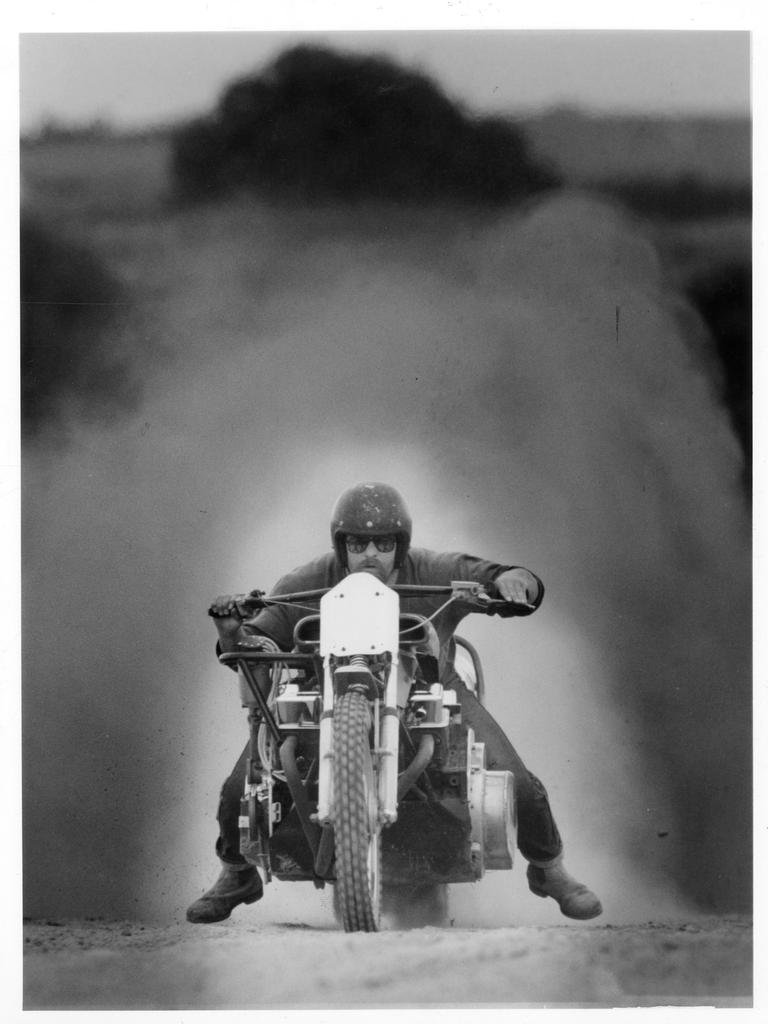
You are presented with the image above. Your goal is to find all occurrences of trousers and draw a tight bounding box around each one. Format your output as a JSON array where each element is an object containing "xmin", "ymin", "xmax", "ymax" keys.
[{"xmin": 215, "ymin": 685, "xmax": 562, "ymax": 866}]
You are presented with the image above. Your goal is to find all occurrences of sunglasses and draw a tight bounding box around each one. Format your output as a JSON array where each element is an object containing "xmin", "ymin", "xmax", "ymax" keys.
[{"xmin": 345, "ymin": 534, "xmax": 397, "ymax": 554}]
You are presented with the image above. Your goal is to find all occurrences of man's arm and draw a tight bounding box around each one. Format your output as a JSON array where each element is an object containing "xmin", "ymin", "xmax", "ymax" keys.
[
  {"xmin": 208, "ymin": 595, "xmax": 285, "ymax": 656},
  {"xmin": 208, "ymin": 554, "xmax": 335, "ymax": 656},
  {"xmin": 410, "ymin": 549, "xmax": 544, "ymax": 613}
]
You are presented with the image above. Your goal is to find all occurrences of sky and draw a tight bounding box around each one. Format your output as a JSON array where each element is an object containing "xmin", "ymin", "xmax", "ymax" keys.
[{"xmin": 18, "ymin": 29, "xmax": 750, "ymax": 134}]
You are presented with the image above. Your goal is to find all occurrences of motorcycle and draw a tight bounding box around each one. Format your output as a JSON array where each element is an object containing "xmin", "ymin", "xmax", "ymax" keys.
[{"xmin": 215, "ymin": 572, "xmax": 529, "ymax": 932}]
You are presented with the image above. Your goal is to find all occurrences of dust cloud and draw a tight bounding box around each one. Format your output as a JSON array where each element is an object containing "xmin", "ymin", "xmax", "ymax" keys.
[{"xmin": 22, "ymin": 191, "xmax": 749, "ymax": 927}]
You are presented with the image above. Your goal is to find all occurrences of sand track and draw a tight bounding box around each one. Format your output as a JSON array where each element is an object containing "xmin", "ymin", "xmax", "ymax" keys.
[{"xmin": 23, "ymin": 916, "xmax": 752, "ymax": 1009}]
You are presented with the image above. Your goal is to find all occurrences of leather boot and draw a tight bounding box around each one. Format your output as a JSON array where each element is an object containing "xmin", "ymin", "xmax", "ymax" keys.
[
  {"xmin": 186, "ymin": 862, "xmax": 263, "ymax": 924},
  {"xmin": 527, "ymin": 854, "xmax": 602, "ymax": 920}
]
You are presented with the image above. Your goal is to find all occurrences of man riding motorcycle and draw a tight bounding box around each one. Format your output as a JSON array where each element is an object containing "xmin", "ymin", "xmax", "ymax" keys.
[{"xmin": 188, "ymin": 482, "xmax": 602, "ymax": 924}]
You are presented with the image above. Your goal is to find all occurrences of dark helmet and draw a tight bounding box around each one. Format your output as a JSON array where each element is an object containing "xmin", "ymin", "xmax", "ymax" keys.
[{"xmin": 331, "ymin": 482, "xmax": 412, "ymax": 569}]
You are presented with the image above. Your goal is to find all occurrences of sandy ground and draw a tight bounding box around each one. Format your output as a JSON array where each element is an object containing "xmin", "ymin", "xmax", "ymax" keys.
[{"xmin": 22, "ymin": 914, "xmax": 752, "ymax": 1010}]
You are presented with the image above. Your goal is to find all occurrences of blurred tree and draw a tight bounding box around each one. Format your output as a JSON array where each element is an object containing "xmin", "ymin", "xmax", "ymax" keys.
[
  {"xmin": 603, "ymin": 175, "xmax": 751, "ymax": 221},
  {"xmin": 171, "ymin": 44, "xmax": 560, "ymax": 204},
  {"xmin": 20, "ymin": 212, "xmax": 140, "ymax": 439},
  {"xmin": 685, "ymin": 261, "xmax": 752, "ymax": 488}
]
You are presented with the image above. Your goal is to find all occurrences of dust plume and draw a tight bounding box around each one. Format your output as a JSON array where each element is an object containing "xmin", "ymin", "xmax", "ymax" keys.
[{"xmin": 22, "ymin": 192, "xmax": 749, "ymax": 925}]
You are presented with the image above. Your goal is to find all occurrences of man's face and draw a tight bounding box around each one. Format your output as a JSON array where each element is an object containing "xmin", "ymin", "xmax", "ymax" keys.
[{"xmin": 344, "ymin": 534, "xmax": 397, "ymax": 582}]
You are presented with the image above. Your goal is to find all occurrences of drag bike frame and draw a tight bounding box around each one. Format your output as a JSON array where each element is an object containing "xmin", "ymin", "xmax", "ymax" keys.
[{"xmin": 217, "ymin": 573, "xmax": 527, "ymax": 931}]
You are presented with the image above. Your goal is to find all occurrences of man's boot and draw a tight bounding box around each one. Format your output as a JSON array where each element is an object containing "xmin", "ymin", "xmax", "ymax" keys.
[
  {"xmin": 526, "ymin": 853, "xmax": 602, "ymax": 920},
  {"xmin": 186, "ymin": 861, "xmax": 263, "ymax": 924}
]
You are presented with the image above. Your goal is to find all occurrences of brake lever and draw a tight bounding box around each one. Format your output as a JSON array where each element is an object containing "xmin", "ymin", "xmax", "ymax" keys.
[{"xmin": 484, "ymin": 597, "xmax": 536, "ymax": 617}]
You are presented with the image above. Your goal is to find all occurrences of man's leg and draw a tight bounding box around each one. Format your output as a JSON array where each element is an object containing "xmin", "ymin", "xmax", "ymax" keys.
[
  {"xmin": 187, "ymin": 744, "xmax": 263, "ymax": 923},
  {"xmin": 457, "ymin": 685, "xmax": 561, "ymax": 861},
  {"xmin": 215, "ymin": 742, "xmax": 251, "ymax": 865},
  {"xmin": 457, "ymin": 686, "xmax": 602, "ymax": 919}
]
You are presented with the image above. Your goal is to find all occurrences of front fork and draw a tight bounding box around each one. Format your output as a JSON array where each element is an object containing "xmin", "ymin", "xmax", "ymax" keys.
[{"xmin": 315, "ymin": 652, "xmax": 401, "ymax": 826}]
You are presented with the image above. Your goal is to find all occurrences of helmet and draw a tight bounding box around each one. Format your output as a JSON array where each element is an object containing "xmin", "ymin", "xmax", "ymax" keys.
[{"xmin": 331, "ymin": 482, "xmax": 412, "ymax": 569}]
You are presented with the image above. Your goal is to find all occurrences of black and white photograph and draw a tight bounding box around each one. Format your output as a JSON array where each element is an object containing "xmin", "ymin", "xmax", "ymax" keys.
[{"xmin": 13, "ymin": 2, "xmax": 754, "ymax": 1013}]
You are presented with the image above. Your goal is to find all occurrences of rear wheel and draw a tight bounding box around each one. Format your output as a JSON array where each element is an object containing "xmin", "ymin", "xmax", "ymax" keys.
[{"xmin": 333, "ymin": 689, "xmax": 381, "ymax": 932}]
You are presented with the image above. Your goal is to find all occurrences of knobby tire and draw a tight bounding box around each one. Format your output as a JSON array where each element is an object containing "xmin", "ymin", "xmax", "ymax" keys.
[{"xmin": 333, "ymin": 689, "xmax": 381, "ymax": 932}]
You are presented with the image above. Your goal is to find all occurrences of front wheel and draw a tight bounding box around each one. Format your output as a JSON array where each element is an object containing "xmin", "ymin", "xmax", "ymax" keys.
[{"xmin": 333, "ymin": 689, "xmax": 381, "ymax": 932}]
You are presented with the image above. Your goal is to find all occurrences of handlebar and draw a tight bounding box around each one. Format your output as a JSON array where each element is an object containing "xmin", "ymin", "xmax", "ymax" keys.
[{"xmin": 208, "ymin": 580, "xmax": 534, "ymax": 619}]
